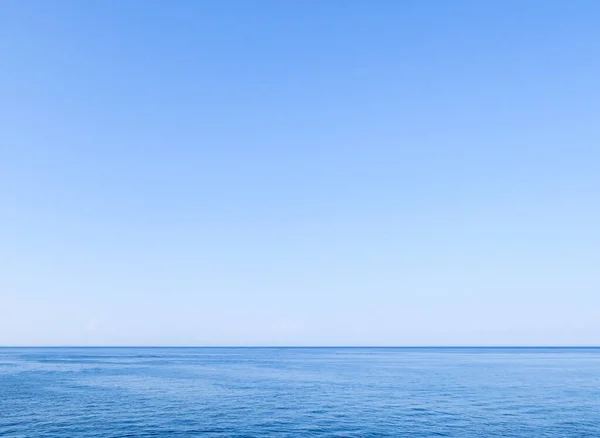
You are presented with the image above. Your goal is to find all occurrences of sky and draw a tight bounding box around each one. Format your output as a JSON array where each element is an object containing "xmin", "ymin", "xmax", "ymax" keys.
[{"xmin": 1, "ymin": 0, "xmax": 599, "ymax": 346}]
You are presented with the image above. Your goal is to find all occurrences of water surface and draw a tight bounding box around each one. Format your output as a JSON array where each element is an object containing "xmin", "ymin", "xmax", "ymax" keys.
[{"xmin": 1, "ymin": 347, "xmax": 599, "ymax": 437}]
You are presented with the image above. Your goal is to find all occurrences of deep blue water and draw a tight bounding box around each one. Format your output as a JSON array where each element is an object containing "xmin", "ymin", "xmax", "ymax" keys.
[{"xmin": 1, "ymin": 347, "xmax": 599, "ymax": 437}]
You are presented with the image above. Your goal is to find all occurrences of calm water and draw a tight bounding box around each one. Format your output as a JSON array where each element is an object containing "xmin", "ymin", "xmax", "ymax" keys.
[{"xmin": 1, "ymin": 347, "xmax": 599, "ymax": 437}]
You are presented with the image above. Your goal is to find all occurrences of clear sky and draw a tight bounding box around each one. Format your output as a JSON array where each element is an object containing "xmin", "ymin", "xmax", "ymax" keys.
[{"xmin": 1, "ymin": 1, "xmax": 599, "ymax": 346}]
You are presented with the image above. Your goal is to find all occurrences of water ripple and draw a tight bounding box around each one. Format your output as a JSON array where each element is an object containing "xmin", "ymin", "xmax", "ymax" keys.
[{"xmin": 1, "ymin": 347, "xmax": 600, "ymax": 437}]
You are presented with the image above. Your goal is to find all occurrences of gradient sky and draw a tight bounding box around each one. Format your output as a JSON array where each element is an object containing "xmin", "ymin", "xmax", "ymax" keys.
[{"xmin": 1, "ymin": 1, "xmax": 599, "ymax": 346}]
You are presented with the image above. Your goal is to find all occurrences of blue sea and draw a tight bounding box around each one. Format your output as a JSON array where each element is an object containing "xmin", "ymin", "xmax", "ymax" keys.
[{"xmin": 1, "ymin": 347, "xmax": 599, "ymax": 437}]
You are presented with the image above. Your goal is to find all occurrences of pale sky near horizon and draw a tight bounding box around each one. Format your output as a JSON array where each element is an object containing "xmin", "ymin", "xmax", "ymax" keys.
[{"xmin": 1, "ymin": 1, "xmax": 599, "ymax": 346}]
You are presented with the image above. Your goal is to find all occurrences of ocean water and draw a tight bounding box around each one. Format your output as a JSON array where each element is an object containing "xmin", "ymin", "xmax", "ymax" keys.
[{"xmin": 1, "ymin": 348, "xmax": 599, "ymax": 437}]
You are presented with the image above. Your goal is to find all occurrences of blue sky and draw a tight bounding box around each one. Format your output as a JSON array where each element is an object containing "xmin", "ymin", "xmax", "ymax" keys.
[{"xmin": 1, "ymin": 1, "xmax": 599, "ymax": 346}]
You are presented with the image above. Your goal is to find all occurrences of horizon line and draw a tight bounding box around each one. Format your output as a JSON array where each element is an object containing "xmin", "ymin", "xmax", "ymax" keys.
[{"xmin": 2, "ymin": 345, "xmax": 600, "ymax": 348}]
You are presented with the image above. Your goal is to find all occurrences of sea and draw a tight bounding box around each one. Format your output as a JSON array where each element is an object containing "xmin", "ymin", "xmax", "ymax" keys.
[{"xmin": 1, "ymin": 347, "xmax": 599, "ymax": 437}]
